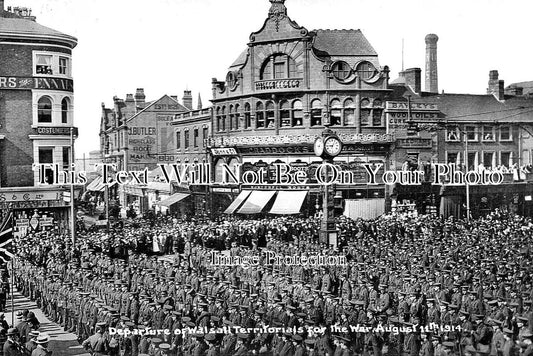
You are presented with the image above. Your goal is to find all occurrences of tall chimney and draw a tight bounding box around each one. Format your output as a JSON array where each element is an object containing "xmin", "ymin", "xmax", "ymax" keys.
[
  {"xmin": 487, "ymin": 70, "xmax": 505, "ymax": 100},
  {"xmin": 425, "ymin": 34, "xmax": 439, "ymax": 93},
  {"xmin": 183, "ymin": 90, "xmax": 193, "ymax": 110},
  {"xmin": 0, "ymin": 0, "xmax": 4, "ymax": 17}
]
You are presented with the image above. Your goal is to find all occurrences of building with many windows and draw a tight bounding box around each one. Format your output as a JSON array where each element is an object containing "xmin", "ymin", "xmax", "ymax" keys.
[
  {"xmin": 209, "ymin": 0, "xmax": 395, "ymax": 217},
  {"xmin": 0, "ymin": 3, "xmax": 78, "ymax": 234}
]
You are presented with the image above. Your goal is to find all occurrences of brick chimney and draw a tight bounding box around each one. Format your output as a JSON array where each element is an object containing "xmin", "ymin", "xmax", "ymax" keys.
[
  {"xmin": 134, "ymin": 88, "xmax": 145, "ymax": 106},
  {"xmin": 425, "ymin": 34, "xmax": 439, "ymax": 93},
  {"xmin": 487, "ymin": 70, "xmax": 505, "ymax": 100},
  {"xmin": 0, "ymin": 0, "xmax": 4, "ymax": 17},
  {"xmin": 400, "ymin": 68, "xmax": 421, "ymax": 93},
  {"xmin": 182, "ymin": 90, "xmax": 193, "ymax": 110}
]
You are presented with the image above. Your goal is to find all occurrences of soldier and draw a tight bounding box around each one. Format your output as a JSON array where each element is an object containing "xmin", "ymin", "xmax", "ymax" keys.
[
  {"xmin": 82, "ymin": 323, "xmax": 109, "ymax": 356},
  {"xmin": 3, "ymin": 328, "xmax": 20, "ymax": 356},
  {"xmin": 30, "ymin": 334, "xmax": 50, "ymax": 356},
  {"xmin": 24, "ymin": 331, "xmax": 39, "ymax": 355}
]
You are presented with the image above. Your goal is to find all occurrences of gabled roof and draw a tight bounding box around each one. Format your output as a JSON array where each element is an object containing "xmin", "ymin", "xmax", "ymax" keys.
[
  {"xmin": 312, "ymin": 29, "xmax": 377, "ymax": 57},
  {"xmin": 0, "ymin": 15, "xmax": 77, "ymax": 48},
  {"xmin": 506, "ymin": 81, "xmax": 533, "ymax": 96},
  {"xmin": 230, "ymin": 49, "xmax": 249, "ymax": 70},
  {"xmin": 126, "ymin": 95, "xmax": 188, "ymax": 123}
]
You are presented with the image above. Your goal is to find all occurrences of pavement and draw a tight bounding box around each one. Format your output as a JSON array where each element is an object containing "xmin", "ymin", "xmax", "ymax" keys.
[{"xmin": 5, "ymin": 289, "xmax": 90, "ymax": 356}]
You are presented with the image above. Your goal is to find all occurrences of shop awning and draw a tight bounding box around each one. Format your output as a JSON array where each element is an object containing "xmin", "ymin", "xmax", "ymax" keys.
[
  {"xmin": 343, "ymin": 198, "xmax": 385, "ymax": 220},
  {"xmin": 223, "ymin": 190, "xmax": 252, "ymax": 214},
  {"xmin": 156, "ymin": 193, "xmax": 190, "ymax": 207},
  {"xmin": 86, "ymin": 177, "xmax": 117, "ymax": 192},
  {"xmin": 146, "ymin": 182, "xmax": 173, "ymax": 193},
  {"xmin": 237, "ymin": 190, "xmax": 276, "ymax": 214},
  {"xmin": 269, "ymin": 191, "xmax": 308, "ymax": 215}
]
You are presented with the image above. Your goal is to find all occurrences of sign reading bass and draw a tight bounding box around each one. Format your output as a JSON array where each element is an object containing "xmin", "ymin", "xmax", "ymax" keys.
[{"xmin": 0, "ymin": 77, "xmax": 74, "ymax": 92}]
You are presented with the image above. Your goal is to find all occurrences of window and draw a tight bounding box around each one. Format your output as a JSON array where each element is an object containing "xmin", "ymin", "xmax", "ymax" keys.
[
  {"xmin": 202, "ymin": 127, "xmax": 208, "ymax": 146},
  {"xmin": 38, "ymin": 96, "xmax": 53, "ymax": 123},
  {"xmin": 229, "ymin": 105, "xmax": 234, "ymax": 131},
  {"xmin": 344, "ymin": 99, "xmax": 355, "ymax": 126},
  {"xmin": 356, "ymin": 61, "xmax": 377, "ymax": 81},
  {"xmin": 234, "ymin": 104, "xmax": 240, "ymax": 130},
  {"xmin": 500, "ymin": 152, "xmax": 511, "ymax": 167},
  {"xmin": 372, "ymin": 109, "xmax": 382, "ymax": 126},
  {"xmin": 500, "ymin": 126, "xmax": 512, "ymax": 141},
  {"xmin": 194, "ymin": 129, "xmax": 199, "ymax": 148},
  {"xmin": 467, "ymin": 152, "xmax": 477, "ymax": 170},
  {"xmin": 292, "ymin": 100, "xmax": 303, "ymax": 127},
  {"xmin": 265, "ymin": 101, "xmax": 275, "ymax": 128},
  {"xmin": 38, "ymin": 147, "xmax": 54, "ymax": 184},
  {"xmin": 465, "ymin": 126, "xmax": 477, "ymax": 141},
  {"xmin": 221, "ymin": 107, "xmax": 226, "ymax": 131},
  {"xmin": 256, "ymin": 102, "xmax": 265, "ymax": 128},
  {"xmin": 176, "ymin": 131, "xmax": 181, "ymax": 149},
  {"xmin": 36, "ymin": 55, "xmax": 53, "ymax": 74},
  {"xmin": 483, "ymin": 152, "xmax": 494, "ymax": 168},
  {"xmin": 310, "ymin": 99, "xmax": 322, "ymax": 126},
  {"xmin": 62, "ymin": 147, "xmax": 70, "ymax": 170},
  {"xmin": 184, "ymin": 130, "xmax": 190, "ymax": 149},
  {"xmin": 482, "ymin": 126, "xmax": 494, "ymax": 141},
  {"xmin": 447, "ymin": 152, "xmax": 459, "ymax": 165},
  {"xmin": 61, "ymin": 97, "xmax": 70, "ymax": 124},
  {"xmin": 331, "ymin": 61, "xmax": 351, "ymax": 81},
  {"xmin": 59, "ymin": 57, "xmax": 69, "ymax": 75},
  {"xmin": 226, "ymin": 72, "xmax": 238, "ymax": 90},
  {"xmin": 446, "ymin": 127, "xmax": 460, "ymax": 142},
  {"xmin": 280, "ymin": 101, "xmax": 291, "ymax": 128},
  {"xmin": 360, "ymin": 98, "xmax": 371, "ymax": 127},
  {"xmin": 260, "ymin": 54, "xmax": 298, "ymax": 80},
  {"xmin": 244, "ymin": 103, "xmax": 251, "ymax": 129},
  {"xmin": 330, "ymin": 99, "xmax": 342, "ymax": 126}
]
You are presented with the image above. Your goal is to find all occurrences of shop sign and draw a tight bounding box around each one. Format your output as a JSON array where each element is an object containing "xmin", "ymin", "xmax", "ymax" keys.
[
  {"xmin": 16, "ymin": 219, "xmax": 29, "ymax": 227},
  {"xmin": 32, "ymin": 127, "xmax": 78, "ymax": 136},
  {"xmin": 255, "ymin": 79, "xmax": 302, "ymax": 91},
  {"xmin": 40, "ymin": 217, "xmax": 54, "ymax": 226},
  {"xmin": 0, "ymin": 76, "xmax": 74, "ymax": 92},
  {"xmin": 211, "ymin": 148, "xmax": 237, "ymax": 156},
  {"xmin": 0, "ymin": 191, "xmax": 63, "ymax": 202}
]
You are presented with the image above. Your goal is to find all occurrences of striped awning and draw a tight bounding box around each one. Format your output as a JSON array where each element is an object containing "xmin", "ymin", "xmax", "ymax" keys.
[
  {"xmin": 156, "ymin": 193, "xmax": 190, "ymax": 207},
  {"xmin": 269, "ymin": 191, "xmax": 307, "ymax": 215},
  {"xmin": 86, "ymin": 177, "xmax": 117, "ymax": 192},
  {"xmin": 223, "ymin": 190, "xmax": 252, "ymax": 214},
  {"xmin": 237, "ymin": 190, "xmax": 276, "ymax": 214}
]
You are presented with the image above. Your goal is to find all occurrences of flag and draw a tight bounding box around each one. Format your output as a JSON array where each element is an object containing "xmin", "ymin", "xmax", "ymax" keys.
[{"xmin": 0, "ymin": 213, "xmax": 14, "ymax": 263}]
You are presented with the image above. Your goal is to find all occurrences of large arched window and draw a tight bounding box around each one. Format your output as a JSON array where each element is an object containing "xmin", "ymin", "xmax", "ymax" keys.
[
  {"xmin": 260, "ymin": 54, "xmax": 298, "ymax": 80},
  {"xmin": 61, "ymin": 97, "xmax": 70, "ymax": 123},
  {"xmin": 280, "ymin": 101, "xmax": 290, "ymax": 128},
  {"xmin": 216, "ymin": 107, "xmax": 221, "ymax": 132},
  {"xmin": 292, "ymin": 100, "xmax": 303, "ymax": 127},
  {"xmin": 234, "ymin": 104, "xmax": 240, "ymax": 130},
  {"xmin": 229, "ymin": 105, "xmax": 234, "ymax": 131},
  {"xmin": 38, "ymin": 96, "xmax": 53, "ymax": 123},
  {"xmin": 310, "ymin": 99, "xmax": 322, "ymax": 127},
  {"xmin": 221, "ymin": 106, "xmax": 226, "ymax": 131}
]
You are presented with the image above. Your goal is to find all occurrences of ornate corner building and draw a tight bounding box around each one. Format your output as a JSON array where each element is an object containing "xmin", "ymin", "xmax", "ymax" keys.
[
  {"xmin": 0, "ymin": 3, "xmax": 78, "ymax": 233},
  {"xmin": 209, "ymin": 0, "xmax": 395, "ymax": 217}
]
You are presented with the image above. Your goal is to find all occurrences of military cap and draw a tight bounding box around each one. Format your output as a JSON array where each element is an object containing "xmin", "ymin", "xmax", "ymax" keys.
[
  {"xmin": 205, "ymin": 334, "xmax": 216, "ymax": 341},
  {"xmin": 125, "ymin": 321, "xmax": 135, "ymax": 327},
  {"xmin": 293, "ymin": 335, "xmax": 303, "ymax": 342},
  {"xmin": 523, "ymin": 331, "xmax": 533, "ymax": 339},
  {"xmin": 151, "ymin": 338, "xmax": 162, "ymax": 345},
  {"xmin": 442, "ymin": 341, "xmax": 455, "ymax": 348},
  {"xmin": 159, "ymin": 343, "xmax": 171, "ymax": 350},
  {"xmin": 163, "ymin": 305, "xmax": 173, "ymax": 311},
  {"xmin": 7, "ymin": 328, "xmax": 18, "ymax": 336}
]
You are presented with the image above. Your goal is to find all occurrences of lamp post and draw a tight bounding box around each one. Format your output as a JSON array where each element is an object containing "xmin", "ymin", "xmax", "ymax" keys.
[
  {"xmin": 463, "ymin": 128, "xmax": 471, "ymax": 222},
  {"xmin": 70, "ymin": 127, "xmax": 76, "ymax": 244}
]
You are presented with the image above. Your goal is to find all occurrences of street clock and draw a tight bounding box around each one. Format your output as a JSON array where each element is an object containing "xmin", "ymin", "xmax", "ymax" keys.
[{"xmin": 314, "ymin": 129, "xmax": 343, "ymax": 159}]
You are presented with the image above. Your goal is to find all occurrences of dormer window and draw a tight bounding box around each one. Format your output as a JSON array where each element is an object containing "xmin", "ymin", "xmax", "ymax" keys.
[{"xmin": 260, "ymin": 54, "xmax": 298, "ymax": 80}]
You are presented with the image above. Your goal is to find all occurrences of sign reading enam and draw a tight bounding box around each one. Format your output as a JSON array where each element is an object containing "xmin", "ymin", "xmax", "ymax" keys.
[{"xmin": 0, "ymin": 77, "xmax": 74, "ymax": 92}]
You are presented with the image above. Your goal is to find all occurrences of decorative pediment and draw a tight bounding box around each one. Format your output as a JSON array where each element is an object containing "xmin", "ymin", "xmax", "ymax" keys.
[{"xmin": 250, "ymin": 0, "xmax": 309, "ymax": 44}]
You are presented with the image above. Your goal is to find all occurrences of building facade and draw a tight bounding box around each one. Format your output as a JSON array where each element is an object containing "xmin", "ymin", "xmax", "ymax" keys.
[
  {"xmin": 209, "ymin": 0, "xmax": 395, "ymax": 217},
  {"xmin": 0, "ymin": 3, "xmax": 78, "ymax": 234}
]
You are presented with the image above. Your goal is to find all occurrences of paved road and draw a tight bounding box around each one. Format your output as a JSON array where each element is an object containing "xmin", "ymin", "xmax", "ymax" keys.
[{"xmin": 5, "ymin": 290, "xmax": 90, "ymax": 356}]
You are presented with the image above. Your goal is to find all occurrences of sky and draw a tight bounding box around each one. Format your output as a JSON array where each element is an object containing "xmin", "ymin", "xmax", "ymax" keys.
[{"xmin": 5, "ymin": 0, "xmax": 533, "ymax": 157}]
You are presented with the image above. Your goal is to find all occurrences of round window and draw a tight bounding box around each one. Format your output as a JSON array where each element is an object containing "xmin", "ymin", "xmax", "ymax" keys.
[
  {"xmin": 356, "ymin": 61, "xmax": 377, "ymax": 81},
  {"xmin": 331, "ymin": 61, "xmax": 352, "ymax": 81},
  {"xmin": 226, "ymin": 71, "xmax": 238, "ymax": 90}
]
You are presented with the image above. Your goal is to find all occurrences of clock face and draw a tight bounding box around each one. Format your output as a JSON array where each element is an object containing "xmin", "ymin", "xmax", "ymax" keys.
[
  {"xmin": 314, "ymin": 137, "xmax": 324, "ymax": 157},
  {"xmin": 324, "ymin": 137, "xmax": 342, "ymax": 157}
]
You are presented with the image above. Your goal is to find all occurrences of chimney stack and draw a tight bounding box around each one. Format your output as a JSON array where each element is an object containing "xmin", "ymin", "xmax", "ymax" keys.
[
  {"xmin": 182, "ymin": 90, "xmax": 193, "ymax": 110},
  {"xmin": 134, "ymin": 88, "xmax": 145, "ymax": 105},
  {"xmin": 0, "ymin": 1, "xmax": 4, "ymax": 17},
  {"xmin": 401, "ymin": 68, "xmax": 421, "ymax": 93},
  {"xmin": 425, "ymin": 34, "xmax": 439, "ymax": 93},
  {"xmin": 487, "ymin": 70, "xmax": 505, "ymax": 100}
]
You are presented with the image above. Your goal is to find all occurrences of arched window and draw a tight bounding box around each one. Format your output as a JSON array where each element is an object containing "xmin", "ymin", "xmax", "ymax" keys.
[
  {"xmin": 38, "ymin": 96, "xmax": 53, "ymax": 123},
  {"xmin": 234, "ymin": 104, "xmax": 240, "ymax": 130},
  {"xmin": 310, "ymin": 99, "xmax": 322, "ymax": 127},
  {"xmin": 244, "ymin": 103, "xmax": 251, "ymax": 129},
  {"xmin": 292, "ymin": 100, "xmax": 303, "ymax": 127},
  {"xmin": 280, "ymin": 100, "xmax": 290, "ymax": 127},
  {"xmin": 356, "ymin": 61, "xmax": 378, "ymax": 81},
  {"xmin": 221, "ymin": 106, "xmax": 226, "ymax": 131},
  {"xmin": 360, "ymin": 98, "xmax": 371, "ymax": 126},
  {"xmin": 216, "ymin": 107, "xmax": 221, "ymax": 132},
  {"xmin": 330, "ymin": 99, "xmax": 342, "ymax": 126},
  {"xmin": 372, "ymin": 99, "xmax": 383, "ymax": 126},
  {"xmin": 265, "ymin": 101, "xmax": 275, "ymax": 128},
  {"xmin": 229, "ymin": 105, "xmax": 234, "ymax": 131},
  {"xmin": 61, "ymin": 97, "xmax": 70, "ymax": 124},
  {"xmin": 256, "ymin": 102, "xmax": 265, "ymax": 128},
  {"xmin": 343, "ymin": 98, "xmax": 355, "ymax": 126},
  {"xmin": 331, "ymin": 61, "xmax": 351, "ymax": 81},
  {"xmin": 260, "ymin": 54, "xmax": 298, "ymax": 80}
]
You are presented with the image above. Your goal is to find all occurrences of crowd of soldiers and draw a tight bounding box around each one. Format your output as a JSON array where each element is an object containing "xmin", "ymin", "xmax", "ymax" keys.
[{"xmin": 9, "ymin": 209, "xmax": 533, "ymax": 355}]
